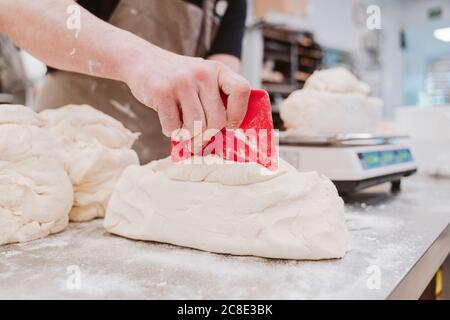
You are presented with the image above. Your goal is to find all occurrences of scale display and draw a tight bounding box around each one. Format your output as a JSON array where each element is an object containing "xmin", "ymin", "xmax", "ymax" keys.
[{"xmin": 358, "ymin": 149, "xmax": 413, "ymax": 170}]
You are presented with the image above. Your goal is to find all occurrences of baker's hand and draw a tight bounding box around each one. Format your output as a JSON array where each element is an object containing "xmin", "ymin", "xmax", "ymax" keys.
[{"xmin": 124, "ymin": 49, "xmax": 251, "ymax": 139}]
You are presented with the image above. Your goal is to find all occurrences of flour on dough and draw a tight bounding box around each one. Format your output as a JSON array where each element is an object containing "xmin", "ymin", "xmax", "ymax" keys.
[
  {"xmin": 104, "ymin": 155, "xmax": 349, "ymax": 260},
  {"xmin": 40, "ymin": 105, "xmax": 139, "ymax": 222},
  {"xmin": 280, "ymin": 67, "xmax": 383, "ymax": 136},
  {"xmin": 0, "ymin": 105, "xmax": 73, "ymax": 245}
]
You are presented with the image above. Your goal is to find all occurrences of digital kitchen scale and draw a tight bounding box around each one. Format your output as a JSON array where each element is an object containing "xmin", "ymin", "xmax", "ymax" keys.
[{"xmin": 279, "ymin": 133, "xmax": 418, "ymax": 195}]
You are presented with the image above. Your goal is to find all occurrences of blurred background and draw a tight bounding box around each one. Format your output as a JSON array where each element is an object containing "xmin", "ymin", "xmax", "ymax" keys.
[
  {"xmin": 1, "ymin": 0, "xmax": 449, "ymax": 114},
  {"xmin": 242, "ymin": 0, "xmax": 450, "ymax": 116},
  {"xmin": 2, "ymin": 0, "xmax": 449, "ymax": 172}
]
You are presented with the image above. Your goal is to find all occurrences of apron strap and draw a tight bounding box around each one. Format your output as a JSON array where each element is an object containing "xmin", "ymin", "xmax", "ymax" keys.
[{"xmin": 197, "ymin": 0, "xmax": 216, "ymax": 56}]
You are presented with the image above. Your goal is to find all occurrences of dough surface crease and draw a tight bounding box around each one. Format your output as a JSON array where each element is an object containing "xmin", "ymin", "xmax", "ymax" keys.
[{"xmin": 105, "ymin": 155, "xmax": 349, "ymax": 260}]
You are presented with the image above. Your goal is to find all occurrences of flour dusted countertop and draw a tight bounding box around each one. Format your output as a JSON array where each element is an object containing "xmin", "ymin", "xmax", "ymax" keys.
[{"xmin": 1, "ymin": 175, "xmax": 449, "ymax": 299}]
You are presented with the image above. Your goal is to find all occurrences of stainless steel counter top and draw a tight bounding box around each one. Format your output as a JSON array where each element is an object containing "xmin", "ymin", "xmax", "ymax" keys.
[{"xmin": 1, "ymin": 175, "xmax": 449, "ymax": 300}]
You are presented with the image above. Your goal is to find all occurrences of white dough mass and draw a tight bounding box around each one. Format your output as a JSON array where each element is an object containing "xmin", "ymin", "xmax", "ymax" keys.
[
  {"xmin": 0, "ymin": 105, "xmax": 73, "ymax": 245},
  {"xmin": 280, "ymin": 67, "xmax": 383, "ymax": 136},
  {"xmin": 40, "ymin": 105, "xmax": 139, "ymax": 222},
  {"xmin": 105, "ymin": 156, "xmax": 349, "ymax": 260}
]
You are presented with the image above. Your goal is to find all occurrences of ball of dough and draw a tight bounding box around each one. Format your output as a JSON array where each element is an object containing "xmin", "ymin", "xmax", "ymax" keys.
[
  {"xmin": 281, "ymin": 90, "xmax": 383, "ymax": 136},
  {"xmin": 40, "ymin": 105, "xmax": 140, "ymax": 222},
  {"xmin": 280, "ymin": 68, "xmax": 383, "ymax": 136},
  {"xmin": 0, "ymin": 105, "xmax": 73, "ymax": 245},
  {"xmin": 304, "ymin": 67, "xmax": 371, "ymax": 95},
  {"xmin": 104, "ymin": 156, "xmax": 349, "ymax": 260}
]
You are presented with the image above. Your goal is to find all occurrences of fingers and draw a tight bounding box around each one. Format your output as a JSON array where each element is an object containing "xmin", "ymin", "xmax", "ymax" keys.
[
  {"xmin": 178, "ymin": 90, "xmax": 207, "ymax": 154},
  {"xmin": 145, "ymin": 59, "xmax": 250, "ymax": 146},
  {"xmin": 155, "ymin": 96, "xmax": 181, "ymax": 138},
  {"xmin": 198, "ymin": 78, "xmax": 227, "ymax": 142},
  {"xmin": 177, "ymin": 84, "xmax": 206, "ymax": 137},
  {"xmin": 218, "ymin": 65, "xmax": 251, "ymax": 129}
]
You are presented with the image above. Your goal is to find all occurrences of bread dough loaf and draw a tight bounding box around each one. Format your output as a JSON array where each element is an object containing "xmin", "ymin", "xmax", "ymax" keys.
[
  {"xmin": 40, "ymin": 105, "xmax": 139, "ymax": 222},
  {"xmin": 0, "ymin": 105, "xmax": 73, "ymax": 245},
  {"xmin": 280, "ymin": 67, "xmax": 383, "ymax": 136},
  {"xmin": 304, "ymin": 67, "xmax": 371, "ymax": 95},
  {"xmin": 105, "ymin": 156, "xmax": 349, "ymax": 260}
]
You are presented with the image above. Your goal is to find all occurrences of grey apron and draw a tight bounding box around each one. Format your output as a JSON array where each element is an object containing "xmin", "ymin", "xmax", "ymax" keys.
[{"xmin": 36, "ymin": 0, "xmax": 218, "ymax": 164}]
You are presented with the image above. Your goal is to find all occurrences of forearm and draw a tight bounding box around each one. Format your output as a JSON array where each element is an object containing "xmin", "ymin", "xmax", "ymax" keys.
[
  {"xmin": 0, "ymin": 0, "xmax": 251, "ymax": 137},
  {"xmin": 0, "ymin": 0, "xmax": 161, "ymax": 82}
]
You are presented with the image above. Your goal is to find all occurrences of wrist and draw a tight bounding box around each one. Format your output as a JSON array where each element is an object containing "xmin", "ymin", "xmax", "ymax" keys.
[
  {"xmin": 114, "ymin": 33, "xmax": 175, "ymax": 84},
  {"xmin": 113, "ymin": 35, "xmax": 147, "ymax": 83}
]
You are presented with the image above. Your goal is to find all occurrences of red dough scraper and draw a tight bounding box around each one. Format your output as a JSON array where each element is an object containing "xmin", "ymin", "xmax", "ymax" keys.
[{"xmin": 171, "ymin": 89, "xmax": 278, "ymax": 170}]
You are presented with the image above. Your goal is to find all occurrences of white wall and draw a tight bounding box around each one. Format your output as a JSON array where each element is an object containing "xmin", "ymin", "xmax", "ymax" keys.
[
  {"xmin": 377, "ymin": 0, "xmax": 403, "ymax": 117},
  {"xmin": 250, "ymin": 0, "xmax": 371, "ymax": 51},
  {"xmin": 292, "ymin": 0, "xmax": 366, "ymax": 51},
  {"xmin": 294, "ymin": 0, "xmax": 450, "ymax": 114},
  {"xmin": 377, "ymin": 0, "xmax": 450, "ymax": 112},
  {"xmin": 397, "ymin": 0, "xmax": 450, "ymax": 27}
]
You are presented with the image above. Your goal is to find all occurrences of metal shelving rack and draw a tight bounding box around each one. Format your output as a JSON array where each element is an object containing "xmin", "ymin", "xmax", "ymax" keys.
[{"xmin": 242, "ymin": 21, "xmax": 322, "ymax": 129}]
